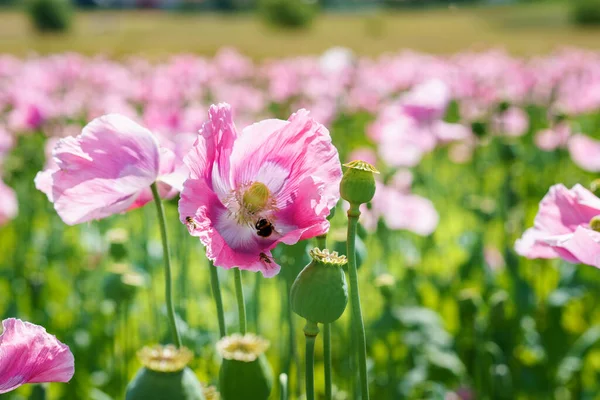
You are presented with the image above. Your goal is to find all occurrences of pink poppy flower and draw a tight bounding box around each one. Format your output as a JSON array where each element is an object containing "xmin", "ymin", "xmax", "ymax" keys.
[
  {"xmin": 179, "ymin": 103, "xmax": 341, "ymax": 277},
  {"xmin": 535, "ymin": 123, "xmax": 571, "ymax": 151},
  {"xmin": 0, "ymin": 318, "xmax": 74, "ymax": 394},
  {"xmin": 400, "ymin": 79, "xmax": 451, "ymax": 123},
  {"xmin": 492, "ymin": 107, "xmax": 529, "ymax": 137},
  {"xmin": 34, "ymin": 114, "xmax": 180, "ymax": 225},
  {"xmin": 515, "ymin": 184, "xmax": 600, "ymax": 267},
  {"xmin": 568, "ymin": 134, "xmax": 600, "ymax": 172},
  {"xmin": 0, "ymin": 179, "xmax": 17, "ymax": 226},
  {"xmin": 360, "ymin": 181, "xmax": 439, "ymax": 236}
]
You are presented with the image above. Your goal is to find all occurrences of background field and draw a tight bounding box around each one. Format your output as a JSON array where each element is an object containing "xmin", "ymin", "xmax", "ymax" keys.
[{"xmin": 1, "ymin": 3, "xmax": 600, "ymax": 58}]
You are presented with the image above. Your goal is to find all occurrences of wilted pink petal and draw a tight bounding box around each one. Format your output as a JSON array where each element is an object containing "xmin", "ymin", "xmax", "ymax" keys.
[
  {"xmin": 0, "ymin": 179, "xmax": 17, "ymax": 226},
  {"xmin": 35, "ymin": 114, "xmax": 161, "ymax": 225},
  {"xmin": 568, "ymin": 134, "xmax": 600, "ymax": 172},
  {"xmin": 0, "ymin": 318, "xmax": 74, "ymax": 394},
  {"xmin": 516, "ymin": 184, "xmax": 600, "ymax": 266},
  {"xmin": 179, "ymin": 103, "xmax": 341, "ymax": 277}
]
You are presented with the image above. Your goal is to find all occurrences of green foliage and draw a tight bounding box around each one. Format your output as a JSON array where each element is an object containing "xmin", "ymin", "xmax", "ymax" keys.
[
  {"xmin": 27, "ymin": 0, "xmax": 73, "ymax": 33},
  {"xmin": 258, "ymin": 0, "xmax": 317, "ymax": 29},
  {"xmin": 571, "ymin": 0, "xmax": 600, "ymax": 26}
]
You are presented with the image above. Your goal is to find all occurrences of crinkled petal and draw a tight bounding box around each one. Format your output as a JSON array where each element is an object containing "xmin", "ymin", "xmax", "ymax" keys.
[
  {"xmin": 230, "ymin": 109, "xmax": 341, "ymax": 210},
  {"xmin": 0, "ymin": 319, "xmax": 74, "ymax": 394}
]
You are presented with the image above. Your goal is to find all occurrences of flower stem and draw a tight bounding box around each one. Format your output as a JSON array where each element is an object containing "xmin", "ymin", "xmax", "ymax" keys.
[
  {"xmin": 316, "ymin": 234, "xmax": 327, "ymax": 250},
  {"xmin": 323, "ymin": 322, "xmax": 333, "ymax": 400},
  {"xmin": 234, "ymin": 267, "xmax": 247, "ymax": 334},
  {"xmin": 316, "ymin": 234, "xmax": 333, "ymax": 400},
  {"xmin": 347, "ymin": 204, "xmax": 370, "ymax": 399},
  {"xmin": 150, "ymin": 182, "xmax": 182, "ymax": 348},
  {"xmin": 209, "ymin": 261, "xmax": 227, "ymax": 338},
  {"xmin": 303, "ymin": 321, "xmax": 320, "ymax": 400}
]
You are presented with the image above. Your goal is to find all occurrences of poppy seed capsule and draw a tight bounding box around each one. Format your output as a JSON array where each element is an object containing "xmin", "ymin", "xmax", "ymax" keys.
[
  {"xmin": 590, "ymin": 216, "xmax": 600, "ymax": 232},
  {"xmin": 340, "ymin": 160, "xmax": 379, "ymax": 206},
  {"xmin": 126, "ymin": 345, "xmax": 205, "ymax": 400},
  {"xmin": 291, "ymin": 248, "xmax": 349, "ymax": 324},
  {"xmin": 217, "ymin": 334, "xmax": 273, "ymax": 400}
]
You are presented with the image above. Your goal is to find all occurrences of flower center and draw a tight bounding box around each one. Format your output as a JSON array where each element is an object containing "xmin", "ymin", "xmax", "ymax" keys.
[
  {"xmin": 242, "ymin": 182, "xmax": 271, "ymax": 214},
  {"xmin": 224, "ymin": 181, "xmax": 278, "ymax": 226},
  {"xmin": 590, "ymin": 216, "xmax": 600, "ymax": 232}
]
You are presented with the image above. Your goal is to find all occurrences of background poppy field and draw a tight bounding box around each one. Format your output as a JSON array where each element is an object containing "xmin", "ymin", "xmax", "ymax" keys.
[{"xmin": 2, "ymin": 2, "xmax": 600, "ymax": 399}]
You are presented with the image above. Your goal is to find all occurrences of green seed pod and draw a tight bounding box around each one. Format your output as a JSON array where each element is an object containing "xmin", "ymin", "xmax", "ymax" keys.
[
  {"xmin": 107, "ymin": 228, "xmax": 129, "ymax": 261},
  {"xmin": 217, "ymin": 334, "xmax": 273, "ymax": 400},
  {"xmin": 290, "ymin": 248, "xmax": 349, "ymax": 324},
  {"xmin": 340, "ymin": 160, "xmax": 379, "ymax": 206},
  {"xmin": 126, "ymin": 345, "xmax": 205, "ymax": 400}
]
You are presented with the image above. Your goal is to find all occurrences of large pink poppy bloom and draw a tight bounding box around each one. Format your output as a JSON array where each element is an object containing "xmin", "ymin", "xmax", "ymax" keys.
[
  {"xmin": 0, "ymin": 318, "xmax": 74, "ymax": 394},
  {"xmin": 179, "ymin": 103, "xmax": 341, "ymax": 277},
  {"xmin": 515, "ymin": 184, "xmax": 600, "ymax": 267},
  {"xmin": 35, "ymin": 114, "xmax": 184, "ymax": 225},
  {"xmin": 0, "ymin": 179, "xmax": 17, "ymax": 226}
]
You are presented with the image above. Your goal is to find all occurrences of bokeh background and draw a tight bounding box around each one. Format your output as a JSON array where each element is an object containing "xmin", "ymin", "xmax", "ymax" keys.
[{"xmin": 2, "ymin": 1, "xmax": 600, "ymax": 399}]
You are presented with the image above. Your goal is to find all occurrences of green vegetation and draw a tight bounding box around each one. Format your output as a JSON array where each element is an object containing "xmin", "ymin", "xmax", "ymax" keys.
[{"xmin": 27, "ymin": 0, "xmax": 73, "ymax": 32}]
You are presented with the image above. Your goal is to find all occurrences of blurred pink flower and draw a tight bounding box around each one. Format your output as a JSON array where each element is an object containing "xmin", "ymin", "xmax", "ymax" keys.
[
  {"xmin": 400, "ymin": 79, "xmax": 451, "ymax": 123},
  {"xmin": 535, "ymin": 122, "xmax": 571, "ymax": 151},
  {"xmin": 515, "ymin": 184, "xmax": 600, "ymax": 267},
  {"xmin": 492, "ymin": 107, "xmax": 529, "ymax": 137},
  {"xmin": 0, "ymin": 318, "xmax": 74, "ymax": 394},
  {"xmin": 0, "ymin": 179, "xmax": 17, "ymax": 226},
  {"xmin": 568, "ymin": 134, "xmax": 600, "ymax": 172},
  {"xmin": 0, "ymin": 125, "xmax": 13, "ymax": 162},
  {"xmin": 179, "ymin": 103, "xmax": 341, "ymax": 277},
  {"xmin": 35, "ymin": 114, "xmax": 180, "ymax": 225},
  {"xmin": 361, "ymin": 182, "xmax": 439, "ymax": 236},
  {"xmin": 347, "ymin": 147, "xmax": 377, "ymax": 166}
]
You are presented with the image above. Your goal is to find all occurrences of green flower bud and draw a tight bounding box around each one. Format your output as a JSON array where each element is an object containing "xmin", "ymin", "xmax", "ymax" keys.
[
  {"xmin": 458, "ymin": 289, "xmax": 481, "ymax": 323},
  {"xmin": 374, "ymin": 273, "xmax": 396, "ymax": 300},
  {"xmin": 290, "ymin": 248, "xmax": 349, "ymax": 324},
  {"xmin": 126, "ymin": 345, "xmax": 205, "ymax": 400},
  {"xmin": 103, "ymin": 263, "xmax": 147, "ymax": 304},
  {"xmin": 217, "ymin": 334, "xmax": 273, "ymax": 400},
  {"xmin": 107, "ymin": 228, "xmax": 129, "ymax": 261},
  {"xmin": 340, "ymin": 160, "xmax": 379, "ymax": 206},
  {"xmin": 591, "ymin": 179, "xmax": 600, "ymax": 197},
  {"xmin": 28, "ymin": 385, "xmax": 46, "ymax": 400},
  {"xmin": 590, "ymin": 216, "xmax": 600, "ymax": 232},
  {"xmin": 471, "ymin": 121, "xmax": 487, "ymax": 138},
  {"xmin": 202, "ymin": 384, "xmax": 220, "ymax": 400}
]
